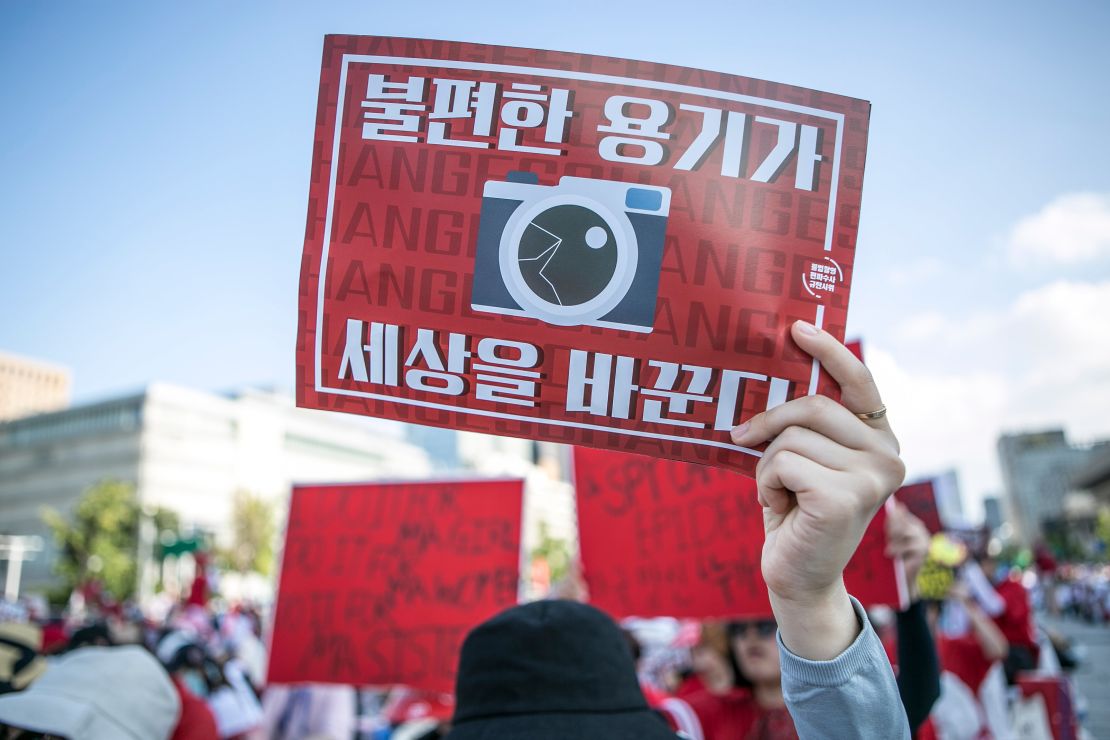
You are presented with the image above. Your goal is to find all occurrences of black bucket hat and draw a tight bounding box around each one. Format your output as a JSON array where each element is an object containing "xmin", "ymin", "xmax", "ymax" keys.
[{"xmin": 446, "ymin": 599, "xmax": 678, "ymax": 739}]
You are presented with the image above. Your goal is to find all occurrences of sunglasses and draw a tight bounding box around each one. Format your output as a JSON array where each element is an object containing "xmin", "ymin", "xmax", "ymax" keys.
[{"xmin": 729, "ymin": 619, "xmax": 777, "ymax": 639}]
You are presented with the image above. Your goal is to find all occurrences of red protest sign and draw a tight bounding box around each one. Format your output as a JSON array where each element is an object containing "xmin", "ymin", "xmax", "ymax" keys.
[
  {"xmin": 296, "ymin": 36, "xmax": 871, "ymax": 477},
  {"xmin": 574, "ymin": 447, "xmax": 905, "ymax": 618},
  {"xmin": 896, "ymin": 480, "xmax": 943, "ymax": 534},
  {"xmin": 267, "ymin": 479, "xmax": 523, "ymax": 692}
]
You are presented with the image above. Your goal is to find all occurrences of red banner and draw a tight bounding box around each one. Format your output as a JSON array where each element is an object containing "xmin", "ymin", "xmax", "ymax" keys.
[
  {"xmin": 296, "ymin": 36, "xmax": 871, "ymax": 477},
  {"xmin": 574, "ymin": 447, "xmax": 905, "ymax": 618},
  {"xmin": 895, "ymin": 480, "xmax": 943, "ymax": 534},
  {"xmin": 267, "ymin": 479, "xmax": 523, "ymax": 691}
]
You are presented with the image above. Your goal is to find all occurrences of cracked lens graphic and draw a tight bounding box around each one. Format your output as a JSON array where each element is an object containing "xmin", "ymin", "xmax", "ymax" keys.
[{"xmin": 517, "ymin": 205, "xmax": 617, "ymax": 306}]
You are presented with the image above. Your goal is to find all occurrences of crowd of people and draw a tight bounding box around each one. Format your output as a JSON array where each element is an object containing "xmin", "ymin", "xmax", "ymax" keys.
[
  {"xmin": 1037, "ymin": 563, "xmax": 1110, "ymax": 625},
  {"xmin": 613, "ymin": 512, "xmax": 1087, "ymax": 739},
  {"xmin": 0, "ymin": 324, "xmax": 1095, "ymax": 739},
  {"xmin": 0, "ymin": 540, "xmax": 1089, "ymax": 739}
]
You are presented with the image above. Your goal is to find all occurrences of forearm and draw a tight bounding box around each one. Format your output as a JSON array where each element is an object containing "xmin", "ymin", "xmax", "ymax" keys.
[
  {"xmin": 965, "ymin": 602, "xmax": 1008, "ymax": 661},
  {"xmin": 771, "ymin": 578, "xmax": 859, "ymax": 661},
  {"xmin": 778, "ymin": 596, "xmax": 911, "ymax": 739}
]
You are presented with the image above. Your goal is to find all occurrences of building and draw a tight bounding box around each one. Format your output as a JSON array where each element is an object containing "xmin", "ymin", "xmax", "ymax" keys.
[
  {"xmin": 0, "ymin": 383, "xmax": 431, "ymax": 595},
  {"xmin": 1073, "ymin": 447, "xmax": 1110, "ymax": 505},
  {"xmin": 982, "ymin": 496, "xmax": 1004, "ymax": 534},
  {"xmin": 997, "ymin": 429, "xmax": 1110, "ymax": 545},
  {"xmin": 0, "ymin": 351, "xmax": 71, "ymax": 422}
]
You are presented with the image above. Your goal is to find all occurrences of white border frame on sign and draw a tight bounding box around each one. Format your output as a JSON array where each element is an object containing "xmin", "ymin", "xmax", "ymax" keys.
[{"xmin": 313, "ymin": 54, "xmax": 845, "ymax": 459}]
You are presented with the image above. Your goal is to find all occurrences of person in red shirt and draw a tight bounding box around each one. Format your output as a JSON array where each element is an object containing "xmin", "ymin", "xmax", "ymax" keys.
[
  {"xmin": 676, "ymin": 623, "xmax": 734, "ymax": 700},
  {"xmin": 170, "ymin": 675, "xmax": 220, "ymax": 740},
  {"xmin": 684, "ymin": 618, "xmax": 797, "ymax": 740},
  {"xmin": 922, "ymin": 581, "xmax": 1010, "ymax": 740},
  {"xmin": 978, "ymin": 555, "xmax": 1039, "ymax": 683}
]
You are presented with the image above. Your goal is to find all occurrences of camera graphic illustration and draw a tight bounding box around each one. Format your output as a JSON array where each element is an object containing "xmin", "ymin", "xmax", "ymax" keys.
[{"xmin": 471, "ymin": 172, "xmax": 671, "ymax": 333}]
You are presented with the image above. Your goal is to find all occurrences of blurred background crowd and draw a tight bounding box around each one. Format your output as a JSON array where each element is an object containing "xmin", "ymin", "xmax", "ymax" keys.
[
  {"xmin": 3, "ymin": 1, "xmax": 1109, "ymax": 738},
  {"xmin": 0, "ymin": 363, "xmax": 1108, "ymax": 737}
]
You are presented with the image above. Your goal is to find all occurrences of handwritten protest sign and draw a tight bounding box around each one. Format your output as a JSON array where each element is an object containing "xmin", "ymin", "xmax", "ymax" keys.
[
  {"xmin": 574, "ymin": 447, "xmax": 905, "ymax": 618},
  {"xmin": 896, "ymin": 480, "xmax": 943, "ymax": 534},
  {"xmin": 296, "ymin": 36, "xmax": 871, "ymax": 477},
  {"xmin": 267, "ymin": 479, "xmax": 523, "ymax": 691}
]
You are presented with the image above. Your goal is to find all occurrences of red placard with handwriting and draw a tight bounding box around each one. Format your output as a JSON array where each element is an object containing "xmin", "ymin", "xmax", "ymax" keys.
[
  {"xmin": 296, "ymin": 36, "xmax": 871, "ymax": 478},
  {"xmin": 895, "ymin": 480, "xmax": 943, "ymax": 534},
  {"xmin": 574, "ymin": 447, "xmax": 905, "ymax": 618},
  {"xmin": 267, "ymin": 479, "xmax": 523, "ymax": 691}
]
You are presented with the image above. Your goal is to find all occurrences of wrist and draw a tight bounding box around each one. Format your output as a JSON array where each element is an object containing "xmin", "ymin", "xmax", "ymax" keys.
[
  {"xmin": 769, "ymin": 578, "xmax": 848, "ymax": 611},
  {"xmin": 770, "ymin": 579, "xmax": 860, "ymax": 661}
]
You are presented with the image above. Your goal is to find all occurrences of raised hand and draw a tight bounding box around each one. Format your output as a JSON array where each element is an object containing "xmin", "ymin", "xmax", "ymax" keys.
[
  {"xmin": 731, "ymin": 320, "xmax": 905, "ymax": 659},
  {"xmin": 885, "ymin": 501, "xmax": 931, "ymax": 603}
]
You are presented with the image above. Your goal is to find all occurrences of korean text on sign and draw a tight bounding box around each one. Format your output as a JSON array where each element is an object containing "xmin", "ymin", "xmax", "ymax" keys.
[{"xmin": 297, "ymin": 36, "xmax": 871, "ymax": 476}]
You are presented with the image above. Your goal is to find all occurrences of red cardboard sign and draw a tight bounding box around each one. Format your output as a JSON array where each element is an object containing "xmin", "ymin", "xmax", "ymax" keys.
[
  {"xmin": 267, "ymin": 480, "xmax": 523, "ymax": 691},
  {"xmin": 896, "ymin": 480, "xmax": 943, "ymax": 534},
  {"xmin": 296, "ymin": 36, "xmax": 871, "ymax": 477},
  {"xmin": 574, "ymin": 447, "xmax": 905, "ymax": 618}
]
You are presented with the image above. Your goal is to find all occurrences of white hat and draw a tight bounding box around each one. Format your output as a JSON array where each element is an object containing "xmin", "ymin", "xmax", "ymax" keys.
[{"xmin": 0, "ymin": 645, "xmax": 181, "ymax": 739}]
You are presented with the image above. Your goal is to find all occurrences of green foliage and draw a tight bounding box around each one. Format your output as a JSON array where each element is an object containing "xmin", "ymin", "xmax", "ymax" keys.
[
  {"xmin": 42, "ymin": 480, "xmax": 177, "ymax": 601},
  {"xmin": 153, "ymin": 507, "xmax": 181, "ymax": 541},
  {"xmin": 530, "ymin": 521, "xmax": 572, "ymax": 584},
  {"xmin": 218, "ymin": 491, "xmax": 277, "ymax": 576},
  {"xmin": 997, "ymin": 543, "xmax": 1028, "ymax": 568},
  {"xmin": 1095, "ymin": 508, "xmax": 1110, "ymax": 561},
  {"xmin": 1044, "ymin": 526, "xmax": 1086, "ymax": 562}
]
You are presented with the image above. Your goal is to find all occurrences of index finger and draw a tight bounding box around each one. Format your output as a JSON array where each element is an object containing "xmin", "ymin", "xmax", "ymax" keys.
[
  {"xmin": 789, "ymin": 320, "xmax": 892, "ymax": 434},
  {"xmin": 731, "ymin": 394, "xmax": 874, "ymax": 450}
]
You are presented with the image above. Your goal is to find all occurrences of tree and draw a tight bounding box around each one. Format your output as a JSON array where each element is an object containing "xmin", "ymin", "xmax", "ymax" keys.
[
  {"xmin": 219, "ymin": 490, "xmax": 277, "ymax": 577},
  {"xmin": 1094, "ymin": 507, "xmax": 1110, "ymax": 561},
  {"xmin": 530, "ymin": 521, "xmax": 572, "ymax": 585},
  {"xmin": 42, "ymin": 480, "xmax": 178, "ymax": 602}
]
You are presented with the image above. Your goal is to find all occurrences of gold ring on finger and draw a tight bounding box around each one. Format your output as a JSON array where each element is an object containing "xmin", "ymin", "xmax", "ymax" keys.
[{"xmin": 855, "ymin": 405, "xmax": 887, "ymax": 421}]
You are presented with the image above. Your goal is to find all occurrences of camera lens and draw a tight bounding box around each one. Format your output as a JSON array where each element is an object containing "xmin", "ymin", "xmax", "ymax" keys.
[{"xmin": 517, "ymin": 204, "xmax": 617, "ymax": 306}]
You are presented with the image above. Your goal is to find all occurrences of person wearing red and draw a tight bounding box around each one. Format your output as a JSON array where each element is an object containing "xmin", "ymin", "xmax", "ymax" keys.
[
  {"xmin": 170, "ymin": 675, "xmax": 220, "ymax": 740},
  {"xmin": 676, "ymin": 623, "xmax": 734, "ymax": 700},
  {"xmin": 186, "ymin": 552, "xmax": 211, "ymax": 609},
  {"xmin": 979, "ymin": 555, "xmax": 1039, "ymax": 682},
  {"xmin": 922, "ymin": 581, "xmax": 1010, "ymax": 740},
  {"xmin": 442, "ymin": 323, "xmax": 911, "ymax": 740},
  {"xmin": 684, "ymin": 618, "xmax": 797, "ymax": 740}
]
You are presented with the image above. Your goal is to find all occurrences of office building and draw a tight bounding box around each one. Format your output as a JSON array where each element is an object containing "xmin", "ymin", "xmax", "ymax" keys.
[
  {"xmin": 0, "ymin": 384, "xmax": 431, "ymax": 594},
  {"xmin": 982, "ymin": 496, "xmax": 1004, "ymax": 535},
  {"xmin": 0, "ymin": 352, "xmax": 71, "ymax": 422},
  {"xmin": 997, "ymin": 429, "xmax": 1110, "ymax": 545}
]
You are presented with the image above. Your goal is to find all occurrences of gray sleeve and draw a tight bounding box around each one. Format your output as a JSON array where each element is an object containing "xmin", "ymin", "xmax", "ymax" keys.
[{"xmin": 777, "ymin": 596, "xmax": 911, "ymax": 739}]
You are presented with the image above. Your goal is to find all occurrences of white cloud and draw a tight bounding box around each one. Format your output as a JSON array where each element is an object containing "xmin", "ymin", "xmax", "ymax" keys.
[
  {"xmin": 872, "ymin": 279, "xmax": 1110, "ymax": 518},
  {"xmin": 868, "ymin": 348, "xmax": 1008, "ymax": 520},
  {"xmin": 1007, "ymin": 192, "xmax": 1110, "ymax": 265}
]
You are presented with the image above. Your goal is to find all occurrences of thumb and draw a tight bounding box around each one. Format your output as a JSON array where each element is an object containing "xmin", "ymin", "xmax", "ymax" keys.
[{"xmin": 763, "ymin": 506, "xmax": 786, "ymax": 533}]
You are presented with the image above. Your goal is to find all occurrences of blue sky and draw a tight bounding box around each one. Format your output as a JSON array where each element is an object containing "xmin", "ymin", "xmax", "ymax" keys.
[{"xmin": 3, "ymin": 1, "xmax": 1109, "ymax": 512}]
